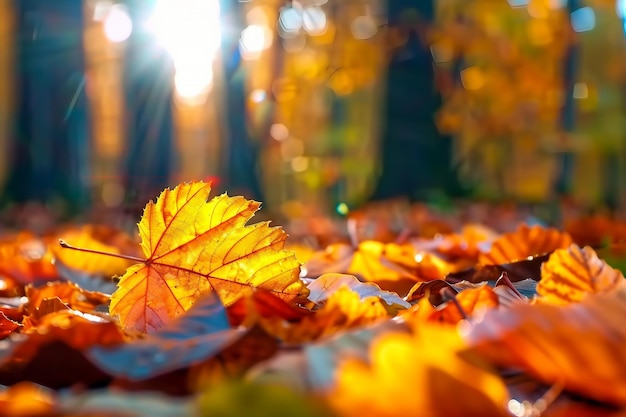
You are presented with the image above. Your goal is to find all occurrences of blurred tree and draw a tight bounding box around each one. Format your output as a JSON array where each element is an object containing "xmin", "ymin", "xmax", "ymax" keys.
[
  {"xmin": 2, "ymin": 0, "xmax": 91, "ymax": 215},
  {"xmin": 552, "ymin": 0, "xmax": 580, "ymax": 202},
  {"xmin": 122, "ymin": 0, "xmax": 175, "ymax": 209},
  {"xmin": 218, "ymin": 0, "xmax": 265, "ymax": 202},
  {"xmin": 369, "ymin": 0, "xmax": 461, "ymax": 204}
]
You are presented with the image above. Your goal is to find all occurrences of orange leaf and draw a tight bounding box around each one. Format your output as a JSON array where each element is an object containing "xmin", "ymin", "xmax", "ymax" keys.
[
  {"xmin": 0, "ymin": 309, "xmax": 124, "ymax": 387},
  {"xmin": 436, "ymin": 224, "xmax": 498, "ymax": 261},
  {"xmin": 304, "ymin": 241, "xmax": 453, "ymax": 296},
  {"xmin": 226, "ymin": 289, "xmax": 313, "ymax": 328},
  {"xmin": 261, "ymin": 287, "xmax": 391, "ymax": 343},
  {"xmin": 0, "ymin": 232, "xmax": 58, "ymax": 287},
  {"xmin": 479, "ymin": 224, "xmax": 572, "ymax": 265},
  {"xmin": 53, "ymin": 224, "xmax": 140, "ymax": 278},
  {"xmin": 464, "ymin": 286, "xmax": 626, "ymax": 406},
  {"xmin": 329, "ymin": 325, "xmax": 509, "ymax": 417},
  {"xmin": 537, "ymin": 244, "xmax": 624, "ymax": 304},
  {"xmin": 25, "ymin": 281, "xmax": 110, "ymax": 315},
  {"xmin": 403, "ymin": 285, "xmax": 499, "ymax": 325},
  {"xmin": 0, "ymin": 311, "xmax": 21, "ymax": 339},
  {"xmin": 109, "ymin": 182, "xmax": 308, "ymax": 333},
  {"xmin": 0, "ymin": 382, "xmax": 55, "ymax": 416}
]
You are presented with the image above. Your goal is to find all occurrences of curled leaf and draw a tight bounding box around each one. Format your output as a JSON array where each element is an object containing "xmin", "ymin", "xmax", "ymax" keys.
[
  {"xmin": 0, "ymin": 311, "xmax": 21, "ymax": 339},
  {"xmin": 25, "ymin": 281, "xmax": 110, "ymax": 315},
  {"xmin": 538, "ymin": 244, "xmax": 625, "ymax": 305},
  {"xmin": 307, "ymin": 273, "xmax": 410, "ymax": 311},
  {"xmin": 109, "ymin": 181, "xmax": 308, "ymax": 333}
]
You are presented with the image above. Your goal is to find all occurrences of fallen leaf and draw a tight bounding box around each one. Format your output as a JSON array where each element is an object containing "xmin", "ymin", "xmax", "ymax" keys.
[
  {"xmin": 88, "ymin": 292, "xmax": 242, "ymax": 381},
  {"xmin": 464, "ymin": 285, "xmax": 626, "ymax": 406},
  {"xmin": 21, "ymin": 297, "xmax": 71, "ymax": 331},
  {"xmin": 25, "ymin": 281, "xmax": 110, "ymax": 315},
  {"xmin": 261, "ymin": 286, "xmax": 391, "ymax": 343},
  {"xmin": 405, "ymin": 279, "xmax": 457, "ymax": 305},
  {"xmin": 307, "ymin": 273, "xmax": 410, "ymax": 311},
  {"xmin": 303, "ymin": 241, "xmax": 445, "ymax": 296},
  {"xmin": 108, "ymin": 181, "xmax": 308, "ymax": 332},
  {"xmin": 329, "ymin": 325, "xmax": 510, "ymax": 417},
  {"xmin": 0, "ymin": 309, "xmax": 124, "ymax": 387},
  {"xmin": 479, "ymin": 224, "xmax": 572, "ymax": 265},
  {"xmin": 226, "ymin": 289, "xmax": 313, "ymax": 328},
  {"xmin": 188, "ymin": 325, "xmax": 278, "ymax": 388},
  {"xmin": 538, "ymin": 244, "xmax": 624, "ymax": 304},
  {"xmin": 0, "ymin": 311, "xmax": 21, "ymax": 339},
  {"xmin": 435, "ymin": 224, "xmax": 497, "ymax": 261},
  {"xmin": 0, "ymin": 232, "xmax": 58, "ymax": 287},
  {"xmin": 402, "ymin": 285, "xmax": 499, "ymax": 325},
  {"xmin": 53, "ymin": 224, "xmax": 140, "ymax": 279},
  {"xmin": 446, "ymin": 253, "xmax": 549, "ymax": 284},
  {"xmin": 565, "ymin": 215, "xmax": 626, "ymax": 248}
]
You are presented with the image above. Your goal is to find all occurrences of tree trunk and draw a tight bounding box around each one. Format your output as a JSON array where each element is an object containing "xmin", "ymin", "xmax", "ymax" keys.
[
  {"xmin": 3, "ymin": 0, "xmax": 91, "ymax": 214},
  {"xmin": 369, "ymin": 0, "xmax": 459, "ymax": 203}
]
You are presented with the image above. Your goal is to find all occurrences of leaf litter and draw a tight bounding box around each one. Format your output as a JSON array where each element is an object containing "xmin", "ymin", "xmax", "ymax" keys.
[{"xmin": 0, "ymin": 180, "xmax": 625, "ymax": 416}]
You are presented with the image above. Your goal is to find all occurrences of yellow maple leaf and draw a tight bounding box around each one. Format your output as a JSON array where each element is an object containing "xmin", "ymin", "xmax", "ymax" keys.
[{"xmin": 109, "ymin": 182, "xmax": 308, "ymax": 332}]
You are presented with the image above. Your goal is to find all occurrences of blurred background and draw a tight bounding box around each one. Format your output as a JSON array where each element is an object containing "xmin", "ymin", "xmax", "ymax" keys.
[{"xmin": 0, "ymin": 0, "xmax": 625, "ymax": 227}]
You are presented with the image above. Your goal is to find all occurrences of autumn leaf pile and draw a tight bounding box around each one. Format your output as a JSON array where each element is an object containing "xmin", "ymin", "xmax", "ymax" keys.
[{"xmin": 1, "ymin": 181, "xmax": 626, "ymax": 417}]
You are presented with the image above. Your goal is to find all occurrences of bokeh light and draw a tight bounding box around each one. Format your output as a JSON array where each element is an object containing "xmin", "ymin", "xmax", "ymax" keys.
[
  {"xmin": 350, "ymin": 15, "xmax": 378, "ymax": 40},
  {"xmin": 270, "ymin": 124, "xmax": 289, "ymax": 141},
  {"xmin": 148, "ymin": 0, "xmax": 221, "ymax": 102},
  {"xmin": 571, "ymin": 7, "xmax": 595, "ymax": 33},
  {"xmin": 507, "ymin": 0, "xmax": 528, "ymax": 7},
  {"xmin": 240, "ymin": 25, "xmax": 273, "ymax": 60},
  {"xmin": 103, "ymin": 4, "xmax": 132, "ymax": 43},
  {"xmin": 302, "ymin": 7, "xmax": 327, "ymax": 36}
]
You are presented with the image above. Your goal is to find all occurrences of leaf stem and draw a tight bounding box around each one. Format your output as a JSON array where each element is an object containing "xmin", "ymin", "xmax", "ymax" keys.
[{"xmin": 58, "ymin": 240, "xmax": 146, "ymax": 263}]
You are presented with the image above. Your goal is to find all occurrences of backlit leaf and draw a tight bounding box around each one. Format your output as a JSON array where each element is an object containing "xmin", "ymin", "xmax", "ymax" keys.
[
  {"xmin": 0, "ymin": 232, "xmax": 58, "ymax": 287},
  {"xmin": 329, "ymin": 325, "xmax": 510, "ymax": 417},
  {"xmin": 538, "ymin": 244, "xmax": 624, "ymax": 304},
  {"xmin": 0, "ymin": 311, "xmax": 21, "ymax": 339},
  {"xmin": 479, "ymin": 224, "xmax": 572, "ymax": 265},
  {"xmin": 53, "ymin": 224, "xmax": 140, "ymax": 279},
  {"xmin": 109, "ymin": 182, "xmax": 308, "ymax": 332},
  {"xmin": 0, "ymin": 382, "xmax": 55, "ymax": 416},
  {"xmin": 25, "ymin": 281, "xmax": 110, "ymax": 315},
  {"xmin": 464, "ymin": 285, "xmax": 626, "ymax": 406},
  {"xmin": 261, "ymin": 287, "xmax": 391, "ymax": 343}
]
